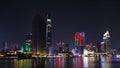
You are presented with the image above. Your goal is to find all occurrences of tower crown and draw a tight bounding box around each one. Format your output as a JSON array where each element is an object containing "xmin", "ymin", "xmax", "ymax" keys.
[
  {"xmin": 103, "ymin": 30, "xmax": 110, "ymax": 39},
  {"xmin": 47, "ymin": 14, "xmax": 52, "ymax": 22}
]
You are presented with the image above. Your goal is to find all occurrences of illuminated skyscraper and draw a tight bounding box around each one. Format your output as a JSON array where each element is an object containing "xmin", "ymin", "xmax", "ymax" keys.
[
  {"xmin": 75, "ymin": 32, "xmax": 85, "ymax": 54},
  {"xmin": 75, "ymin": 32, "xmax": 85, "ymax": 46},
  {"xmin": 46, "ymin": 14, "xmax": 52, "ymax": 47},
  {"xmin": 21, "ymin": 33, "xmax": 32, "ymax": 52},
  {"xmin": 46, "ymin": 14, "xmax": 53, "ymax": 55},
  {"xmin": 103, "ymin": 30, "xmax": 111, "ymax": 52},
  {"xmin": 32, "ymin": 14, "xmax": 47, "ymax": 55},
  {"xmin": 100, "ymin": 42, "xmax": 105, "ymax": 53}
]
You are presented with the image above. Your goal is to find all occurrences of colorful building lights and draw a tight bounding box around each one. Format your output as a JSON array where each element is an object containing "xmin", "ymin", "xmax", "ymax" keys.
[{"xmin": 75, "ymin": 32, "xmax": 85, "ymax": 46}]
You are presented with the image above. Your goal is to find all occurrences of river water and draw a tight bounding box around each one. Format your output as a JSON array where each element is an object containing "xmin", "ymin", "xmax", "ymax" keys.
[{"xmin": 0, "ymin": 56, "xmax": 120, "ymax": 68}]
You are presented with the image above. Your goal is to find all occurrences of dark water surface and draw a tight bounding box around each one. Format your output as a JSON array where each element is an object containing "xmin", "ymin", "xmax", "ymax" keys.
[{"xmin": 0, "ymin": 56, "xmax": 120, "ymax": 68}]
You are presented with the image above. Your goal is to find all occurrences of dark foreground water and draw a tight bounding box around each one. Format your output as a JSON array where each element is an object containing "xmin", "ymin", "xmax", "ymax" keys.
[{"xmin": 0, "ymin": 56, "xmax": 120, "ymax": 68}]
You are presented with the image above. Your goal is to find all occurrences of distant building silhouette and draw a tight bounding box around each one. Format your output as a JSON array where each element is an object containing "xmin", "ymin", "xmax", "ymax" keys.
[{"xmin": 1, "ymin": 41, "xmax": 8, "ymax": 53}]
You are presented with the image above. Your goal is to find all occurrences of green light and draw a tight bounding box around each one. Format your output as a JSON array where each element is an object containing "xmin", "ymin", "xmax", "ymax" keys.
[
  {"xmin": 20, "ymin": 44, "xmax": 31, "ymax": 52},
  {"xmin": 21, "ymin": 45, "xmax": 24, "ymax": 52}
]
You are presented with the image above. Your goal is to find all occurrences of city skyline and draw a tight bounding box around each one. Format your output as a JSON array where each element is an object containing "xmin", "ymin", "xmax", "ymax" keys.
[{"xmin": 0, "ymin": 0, "xmax": 120, "ymax": 48}]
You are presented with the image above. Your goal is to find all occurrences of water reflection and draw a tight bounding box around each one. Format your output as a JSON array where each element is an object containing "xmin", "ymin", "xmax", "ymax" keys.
[
  {"xmin": 73, "ymin": 57, "xmax": 84, "ymax": 68},
  {"xmin": 65, "ymin": 57, "xmax": 73, "ymax": 68},
  {"xmin": 32, "ymin": 58, "xmax": 46, "ymax": 68},
  {"xmin": 0, "ymin": 59, "xmax": 15, "ymax": 68},
  {"xmin": 16, "ymin": 59, "xmax": 32, "ymax": 68},
  {"xmin": 0, "ymin": 56, "xmax": 120, "ymax": 68},
  {"xmin": 46, "ymin": 57, "xmax": 54, "ymax": 68},
  {"xmin": 46, "ymin": 57, "xmax": 64, "ymax": 68},
  {"xmin": 101, "ymin": 56, "xmax": 112, "ymax": 68}
]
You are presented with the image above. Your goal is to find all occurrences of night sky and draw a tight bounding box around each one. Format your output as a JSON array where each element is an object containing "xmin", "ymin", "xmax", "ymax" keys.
[{"xmin": 0, "ymin": 0, "xmax": 120, "ymax": 48}]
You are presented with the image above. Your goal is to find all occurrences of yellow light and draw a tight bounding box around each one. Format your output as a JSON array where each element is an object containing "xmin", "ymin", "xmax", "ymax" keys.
[{"xmin": 0, "ymin": 54, "xmax": 4, "ymax": 57}]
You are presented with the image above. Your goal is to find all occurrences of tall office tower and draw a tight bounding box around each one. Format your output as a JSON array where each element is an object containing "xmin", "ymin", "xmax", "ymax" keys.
[
  {"xmin": 46, "ymin": 14, "xmax": 52, "ymax": 47},
  {"xmin": 46, "ymin": 14, "xmax": 52, "ymax": 55},
  {"xmin": 32, "ymin": 14, "xmax": 47, "ymax": 55},
  {"xmin": 103, "ymin": 30, "xmax": 111, "ymax": 52}
]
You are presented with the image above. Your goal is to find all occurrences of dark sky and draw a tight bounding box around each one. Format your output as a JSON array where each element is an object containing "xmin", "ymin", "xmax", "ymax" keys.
[{"xmin": 0, "ymin": 0, "xmax": 120, "ymax": 48}]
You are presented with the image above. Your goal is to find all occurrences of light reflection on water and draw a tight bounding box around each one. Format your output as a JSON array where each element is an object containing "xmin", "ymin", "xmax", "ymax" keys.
[{"xmin": 0, "ymin": 56, "xmax": 120, "ymax": 68}]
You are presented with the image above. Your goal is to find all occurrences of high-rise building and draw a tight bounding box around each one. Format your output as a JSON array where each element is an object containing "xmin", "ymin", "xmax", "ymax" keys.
[
  {"xmin": 46, "ymin": 14, "xmax": 52, "ymax": 47},
  {"xmin": 75, "ymin": 32, "xmax": 85, "ymax": 54},
  {"xmin": 100, "ymin": 42, "xmax": 105, "ymax": 53},
  {"xmin": 32, "ymin": 13, "xmax": 52, "ymax": 56},
  {"xmin": 25, "ymin": 33, "xmax": 32, "ymax": 46},
  {"xmin": 96, "ymin": 42, "xmax": 105, "ymax": 53},
  {"xmin": 103, "ymin": 30, "xmax": 111, "ymax": 52},
  {"xmin": 46, "ymin": 14, "xmax": 52, "ymax": 55},
  {"xmin": 19, "ymin": 33, "xmax": 32, "ymax": 53},
  {"xmin": 75, "ymin": 32, "xmax": 85, "ymax": 46},
  {"xmin": 32, "ymin": 14, "xmax": 47, "ymax": 55}
]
